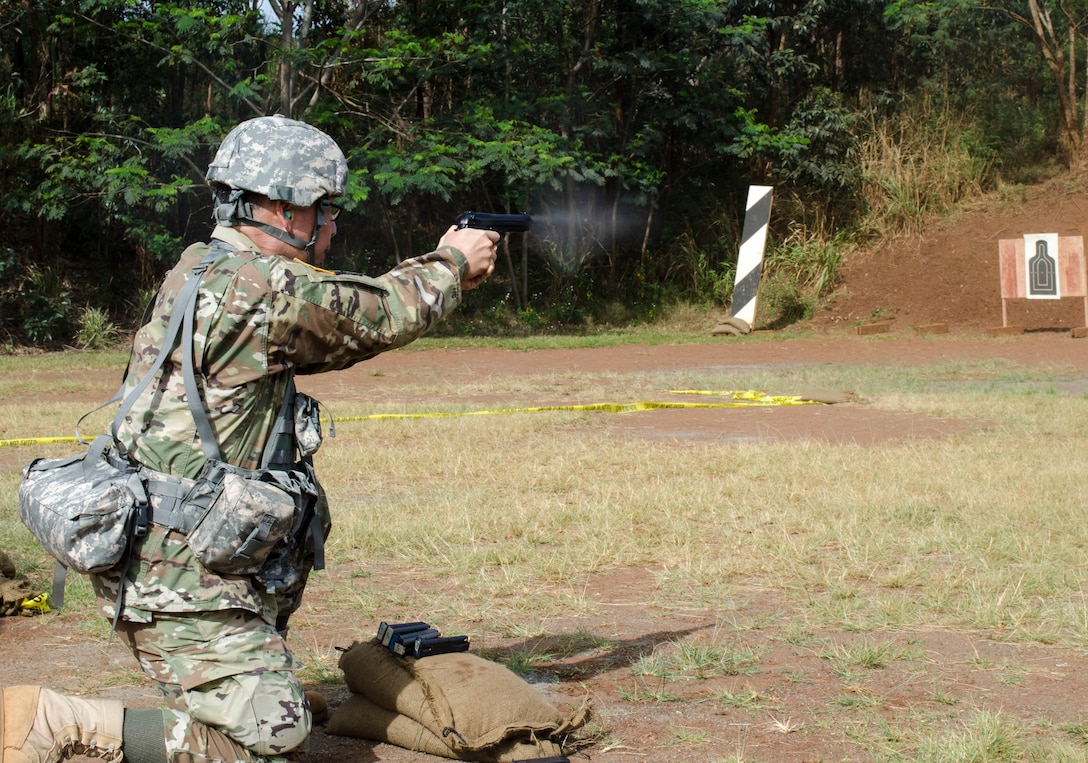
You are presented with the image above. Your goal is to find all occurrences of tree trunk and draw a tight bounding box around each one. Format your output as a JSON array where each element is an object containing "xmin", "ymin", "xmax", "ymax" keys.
[{"xmin": 1025, "ymin": 0, "xmax": 1083, "ymax": 167}]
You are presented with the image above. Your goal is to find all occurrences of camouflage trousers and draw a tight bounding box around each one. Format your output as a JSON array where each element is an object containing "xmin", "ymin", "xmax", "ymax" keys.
[{"xmin": 114, "ymin": 609, "xmax": 311, "ymax": 763}]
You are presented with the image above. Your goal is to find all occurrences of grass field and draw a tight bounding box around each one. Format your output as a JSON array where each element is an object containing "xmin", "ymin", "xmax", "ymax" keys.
[{"xmin": 3, "ymin": 332, "xmax": 1088, "ymax": 761}]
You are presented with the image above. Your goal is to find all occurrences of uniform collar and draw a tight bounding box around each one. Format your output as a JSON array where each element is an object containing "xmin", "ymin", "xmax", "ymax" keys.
[{"xmin": 210, "ymin": 225, "xmax": 263, "ymax": 254}]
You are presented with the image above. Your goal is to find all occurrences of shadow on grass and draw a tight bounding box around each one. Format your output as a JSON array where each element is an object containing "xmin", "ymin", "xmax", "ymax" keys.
[{"xmin": 476, "ymin": 622, "xmax": 717, "ymax": 682}]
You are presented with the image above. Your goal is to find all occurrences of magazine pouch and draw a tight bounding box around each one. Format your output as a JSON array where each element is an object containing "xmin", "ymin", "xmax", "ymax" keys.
[
  {"xmin": 256, "ymin": 459, "xmax": 327, "ymax": 603},
  {"xmin": 182, "ymin": 459, "xmax": 301, "ymax": 577},
  {"xmin": 254, "ymin": 387, "xmax": 330, "ymax": 611}
]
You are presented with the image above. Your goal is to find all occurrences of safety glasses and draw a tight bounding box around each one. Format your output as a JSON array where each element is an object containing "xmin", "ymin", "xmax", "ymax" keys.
[{"xmin": 320, "ymin": 198, "xmax": 342, "ymax": 221}]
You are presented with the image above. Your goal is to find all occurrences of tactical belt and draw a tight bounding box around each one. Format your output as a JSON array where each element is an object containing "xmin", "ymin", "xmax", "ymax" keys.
[{"xmin": 144, "ymin": 476, "xmax": 201, "ymax": 534}]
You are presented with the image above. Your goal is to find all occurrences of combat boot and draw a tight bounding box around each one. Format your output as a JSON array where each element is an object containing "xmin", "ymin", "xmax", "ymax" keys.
[{"xmin": 1, "ymin": 686, "xmax": 124, "ymax": 763}]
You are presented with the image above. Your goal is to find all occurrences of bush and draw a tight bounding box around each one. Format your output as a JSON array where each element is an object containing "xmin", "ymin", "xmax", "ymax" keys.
[
  {"xmin": 858, "ymin": 96, "xmax": 994, "ymax": 238},
  {"xmin": 76, "ymin": 307, "xmax": 120, "ymax": 350},
  {"xmin": 18, "ymin": 265, "xmax": 73, "ymax": 346}
]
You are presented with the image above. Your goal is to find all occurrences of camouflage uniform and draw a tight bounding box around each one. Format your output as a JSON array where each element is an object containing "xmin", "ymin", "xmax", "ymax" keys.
[{"xmin": 90, "ymin": 223, "xmax": 468, "ymax": 763}]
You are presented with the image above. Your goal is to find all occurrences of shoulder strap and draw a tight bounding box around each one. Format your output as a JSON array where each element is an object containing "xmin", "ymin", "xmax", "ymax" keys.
[
  {"xmin": 178, "ymin": 261, "xmax": 222, "ymax": 462},
  {"xmin": 77, "ymin": 242, "xmax": 235, "ymax": 446},
  {"xmin": 109, "ymin": 250, "xmax": 221, "ymax": 455}
]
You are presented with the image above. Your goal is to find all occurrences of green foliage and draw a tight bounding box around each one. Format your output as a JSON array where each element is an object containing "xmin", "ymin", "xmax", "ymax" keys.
[
  {"xmin": 770, "ymin": 225, "xmax": 852, "ymax": 301},
  {"xmin": 75, "ymin": 307, "xmax": 120, "ymax": 350},
  {"xmin": 18, "ymin": 265, "xmax": 73, "ymax": 346},
  {"xmin": 0, "ymin": 0, "xmax": 1070, "ymax": 345},
  {"xmin": 0, "ymin": 248, "xmax": 20, "ymax": 344}
]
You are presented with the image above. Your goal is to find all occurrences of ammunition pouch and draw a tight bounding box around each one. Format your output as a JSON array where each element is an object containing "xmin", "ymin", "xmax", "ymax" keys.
[{"xmin": 143, "ymin": 458, "xmax": 321, "ymax": 585}]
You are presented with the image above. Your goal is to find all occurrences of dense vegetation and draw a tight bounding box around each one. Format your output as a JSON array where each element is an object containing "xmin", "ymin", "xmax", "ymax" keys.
[{"xmin": 0, "ymin": 0, "xmax": 1077, "ymax": 347}]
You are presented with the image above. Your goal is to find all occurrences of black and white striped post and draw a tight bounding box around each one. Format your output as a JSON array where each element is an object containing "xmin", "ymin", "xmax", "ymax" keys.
[{"xmin": 713, "ymin": 185, "xmax": 774, "ymax": 336}]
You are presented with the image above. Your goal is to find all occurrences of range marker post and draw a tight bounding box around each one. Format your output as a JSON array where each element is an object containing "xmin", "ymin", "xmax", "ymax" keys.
[{"xmin": 714, "ymin": 185, "xmax": 773, "ymax": 335}]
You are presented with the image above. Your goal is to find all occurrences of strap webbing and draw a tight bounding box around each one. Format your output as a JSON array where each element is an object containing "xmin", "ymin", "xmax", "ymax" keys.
[
  {"xmin": 263, "ymin": 378, "xmax": 299, "ymax": 469},
  {"xmin": 109, "ymin": 251, "xmax": 219, "ymax": 445},
  {"xmin": 179, "ymin": 263, "xmax": 222, "ymax": 462}
]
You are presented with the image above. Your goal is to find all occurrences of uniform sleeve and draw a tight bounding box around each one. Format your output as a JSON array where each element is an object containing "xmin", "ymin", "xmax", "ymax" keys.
[{"xmin": 268, "ymin": 246, "xmax": 467, "ymax": 374}]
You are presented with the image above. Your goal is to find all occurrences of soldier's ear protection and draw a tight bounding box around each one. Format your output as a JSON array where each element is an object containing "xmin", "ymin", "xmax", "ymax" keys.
[{"xmin": 284, "ymin": 210, "xmax": 292, "ymax": 219}]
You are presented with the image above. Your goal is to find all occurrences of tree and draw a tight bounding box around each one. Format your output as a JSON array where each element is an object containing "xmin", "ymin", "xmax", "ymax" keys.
[
  {"xmin": 0, "ymin": 0, "xmax": 1057, "ymax": 346},
  {"xmin": 987, "ymin": 0, "xmax": 1088, "ymax": 169}
]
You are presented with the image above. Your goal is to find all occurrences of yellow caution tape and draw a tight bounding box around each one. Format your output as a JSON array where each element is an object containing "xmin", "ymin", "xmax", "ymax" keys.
[
  {"xmin": 669, "ymin": 389, "xmax": 818, "ymax": 406},
  {"xmin": 332, "ymin": 390, "xmax": 823, "ymax": 422},
  {"xmin": 0, "ymin": 391, "xmax": 822, "ymax": 447},
  {"xmin": 0, "ymin": 436, "xmax": 80, "ymax": 448}
]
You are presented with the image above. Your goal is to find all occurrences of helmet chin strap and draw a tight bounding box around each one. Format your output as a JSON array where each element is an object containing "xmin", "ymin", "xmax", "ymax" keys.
[
  {"xmin": 248, "ymin": 222, "xmax": 317, "ymax": 262},
  {"xmin": 214, "ymin": 189, "xmax": 326, "ymax": 263}
]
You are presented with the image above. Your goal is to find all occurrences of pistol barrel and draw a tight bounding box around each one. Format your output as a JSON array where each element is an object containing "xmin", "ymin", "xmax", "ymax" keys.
[{"xmin": 456, "ymin": 211, "xmax": 532, "ymax": 234}]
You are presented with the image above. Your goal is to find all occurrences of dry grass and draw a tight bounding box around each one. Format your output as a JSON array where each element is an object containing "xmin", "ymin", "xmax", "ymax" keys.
[
  {"xmin": 2, "ymin": 339, "xmax": 1088, "ymax": 760},
  {"xmin": 3, "ymin": 346, "xmax": 1088, "ymax": 643}
]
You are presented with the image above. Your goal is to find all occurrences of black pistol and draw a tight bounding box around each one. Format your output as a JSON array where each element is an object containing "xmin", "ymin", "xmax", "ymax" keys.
[{"xmin": 456, "ymin": 211, "xmax": 532, "ymax": 236}]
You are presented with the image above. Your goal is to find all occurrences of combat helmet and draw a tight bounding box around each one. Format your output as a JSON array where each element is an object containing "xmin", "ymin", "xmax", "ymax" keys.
[{"xmin": 206, "ymin": 115, "xmax": 347, "ymax": 257}]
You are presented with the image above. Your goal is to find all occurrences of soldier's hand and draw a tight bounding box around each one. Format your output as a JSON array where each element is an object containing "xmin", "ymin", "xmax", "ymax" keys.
[{"xmin": 439, "ymin": 226, "xmax": 499, "ymax": 291}]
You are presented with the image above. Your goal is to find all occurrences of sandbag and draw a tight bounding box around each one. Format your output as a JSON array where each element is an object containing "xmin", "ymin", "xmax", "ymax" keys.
[
  {"xmin": 327, "ymin": 693, "xmax": 458, "ymax": 758},
  {"xmin": 325, "ymin": 639, "xmax": 589, "ymax": 762}
]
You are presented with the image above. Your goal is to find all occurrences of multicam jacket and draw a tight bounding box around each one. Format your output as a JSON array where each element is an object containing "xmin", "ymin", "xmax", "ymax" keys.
[{"xmin": 90, "ymin": 225, "xmax": 467, "ymax": 624}]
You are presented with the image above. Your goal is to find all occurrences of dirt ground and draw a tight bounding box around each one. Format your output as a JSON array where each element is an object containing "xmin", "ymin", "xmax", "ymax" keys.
[
  {"xmin": 4, "ymin": 174, "xmax": 1088, "ymax": 762},
  {"xmin": 804, "ymin": 171, "xmax": 1088, "ymax": 335}
]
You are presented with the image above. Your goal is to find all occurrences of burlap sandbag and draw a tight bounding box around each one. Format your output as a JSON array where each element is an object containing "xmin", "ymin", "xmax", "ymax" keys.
[
  {"xmin": 327, "ymin": 692, "xmax": 569, "ymax": 761},
  {"xmin": 325, "ymin": 640, "xmax": 589, "ymax": 761},
  {"xmin": 329, "ymin": 693, "xmax": 451, "ymax": 757}
]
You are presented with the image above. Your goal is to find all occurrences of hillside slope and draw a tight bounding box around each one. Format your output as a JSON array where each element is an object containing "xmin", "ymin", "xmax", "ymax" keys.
[{"xmin": 803, "ymin": 172, "xmax": 1088, "ymax": 333}]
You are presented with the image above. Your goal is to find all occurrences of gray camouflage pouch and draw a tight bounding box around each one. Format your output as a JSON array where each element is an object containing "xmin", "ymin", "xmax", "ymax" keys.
[
  {"xmin": 182, "ymin": 459, "xmax": 300, "ymax": 576},
  {"xmin": 294, "ymin": 392, "xmax": 324, "ymax": 457},
  {"xmin": 18, "ymin": 434, "xmax": 148, "ymax": 575}
]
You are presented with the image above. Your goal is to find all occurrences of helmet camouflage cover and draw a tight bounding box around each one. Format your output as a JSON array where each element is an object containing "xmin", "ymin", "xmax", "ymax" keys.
[{"xmin": 206, "ymin": 115, "xmax": 347, "ymax": 207}]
